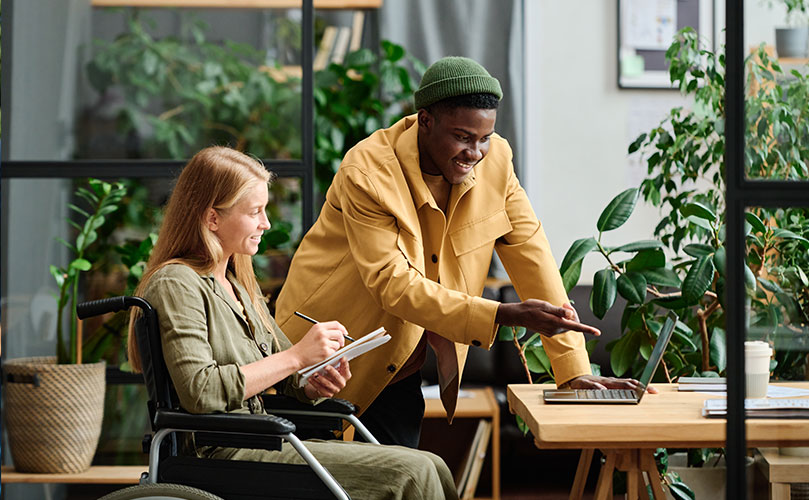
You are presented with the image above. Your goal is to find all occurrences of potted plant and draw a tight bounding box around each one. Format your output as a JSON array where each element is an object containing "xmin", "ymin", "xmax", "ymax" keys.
[
  {"xmin": 771, "ymin": 0, "xmax": 809, "ymax": 58},
  {"xmin": 4, "ymin": 179, "xmax": 127, "ymax": 473}
]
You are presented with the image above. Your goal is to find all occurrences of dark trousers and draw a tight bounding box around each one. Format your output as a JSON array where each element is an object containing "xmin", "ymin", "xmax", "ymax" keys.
[{"xmin": 356, "ymin": 371, "xmax": 425, "ymax": 448}]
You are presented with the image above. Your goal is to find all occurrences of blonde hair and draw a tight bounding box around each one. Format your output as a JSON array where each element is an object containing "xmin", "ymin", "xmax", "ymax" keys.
[{"xmin": 127, "ymin": 146, "xmax": 274, "ymax": 372}]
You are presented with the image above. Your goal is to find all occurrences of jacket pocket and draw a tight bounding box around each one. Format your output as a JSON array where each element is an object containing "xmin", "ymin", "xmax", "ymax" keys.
[
  {"xmin": 396, "ymin": 230, "xmax": 425, "ymax": 276},
  {"xmin": 449, "ymin": 209, "xmax": 512, "ymax": 256}
]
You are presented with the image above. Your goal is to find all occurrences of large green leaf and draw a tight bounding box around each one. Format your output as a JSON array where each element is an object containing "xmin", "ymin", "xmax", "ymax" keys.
[
  {"xmin": 525, "ymin": 345, "xmax": 553, "ymax": 374},
  {"xmin": 710, "ymin": 327, "xmax": 727, "ymax": 373},
  {"xmin": 627, "ymin": 249, "xmax": 666, "ymax": 272},
  {"xmin": 612, "ymin": 240, "xmax": 664, "ymax": 253},
  {"xmin": 559, "ymin": 237, "xmax": 598, "ymax": 276},
  {"xmin": 668, "ymin": 481, "xmax": 696, "ymax": 500},
  {"xmin": 745, "ymin": 212, "xmax": 766, "ymax": 234},
  {"xmin": 682, "ymin": 243, "xmax": 715, "ymax": 258},
  {"xmin": 561, "ymin": 259, "xmax": 583, "ymax": 294},
  {"xmin": 713, "ymin": 246, "xmax": 726, "ymax": 277},
  {"xmin": 772, "ymin": 228, "xmax": 809, "ymax": 247},
  {"xmin": 498, "ymin": 325, "xmax": 526, "ymax": 341},
  {"xmin": 616, "ymin": 272, "xmax": 647, "ymax": 304},
  {"xmin": 672, "ymin": 330, "xmax": 698, "ymax": 352},
  {"xmin": 597, "ymin": 188, "xmax": 639, "ymax": 232},
  {"xmin": 680, "ymin": 202, "xmax": 717, "ymax": 222},
  {"xmin": 682, "ymin": 256, "xmax": 715, "ymax": 303},
  {"xmin": 641, "ymin": 267, "xmax": 682, "ymax": 288},
  {"xmin": 745, "ymin": 265, "xmax": 757, "ymax": 291},
  {"xmin": 610, "ymin": 330, "xmax": 640, "ymax": 377},
  {"xmin": 590, "ymin": 268, "xmax": 617, "ymax": 319}
]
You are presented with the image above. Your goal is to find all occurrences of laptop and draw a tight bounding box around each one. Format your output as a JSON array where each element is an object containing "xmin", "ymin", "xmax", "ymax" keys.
[{"xmin": 543, "ymin": 311, "xmax": 678, "ymax": 404}]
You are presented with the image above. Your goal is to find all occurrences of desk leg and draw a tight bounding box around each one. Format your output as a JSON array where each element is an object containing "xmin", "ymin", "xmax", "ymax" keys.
[
  {"xmin": 637, "ymin": 470, "xmax": 650, "ymax": 500},
  {"xmin": 771, "ymin": 482, "xmax": 790, "ymax": 500},
  {"xmin": 640, "ymin": 450, "xmax": 666, "ymax": 500},
  {"xmin": 594, "ymin": 451, "xmax": 617, "ymax": 500},
  {"xmin": 569, "ymin": 449, "xmax": 594, "ymax": 500},
  {"xmin": 625, "ymin": 450, "xmax": 639, "ymax": 499}
]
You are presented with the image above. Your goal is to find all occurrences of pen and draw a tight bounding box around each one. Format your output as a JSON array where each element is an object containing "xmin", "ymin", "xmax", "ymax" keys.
[{"xmin": 294, "ymin": 311, "xmax": 355, "ymax": 342}]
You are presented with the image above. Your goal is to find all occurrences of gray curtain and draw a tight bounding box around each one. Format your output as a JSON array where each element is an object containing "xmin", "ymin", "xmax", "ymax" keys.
[{"xmin": 378, "ymin": 0, "xmax": 525, "ymax": 179}]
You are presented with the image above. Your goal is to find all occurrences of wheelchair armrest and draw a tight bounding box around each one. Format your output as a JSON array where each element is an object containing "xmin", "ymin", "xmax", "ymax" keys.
[
  {"xmin": 154, "ymin": 408, "xmax": 295, "ymax": 435},
  {"xmin": 262, "ymin": 394, "xmax": 356, "ymax": 415}
]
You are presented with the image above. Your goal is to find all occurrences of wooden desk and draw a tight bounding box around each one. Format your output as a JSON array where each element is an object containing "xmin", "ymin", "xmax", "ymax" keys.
[
  {"xmin": 507, "ymin": 383, "xmax": 809, "ymax": 500},
  {"xmin": 424, "ymin": 387, "xmax": 500, "ymax": 500},
  {"xmin": 1, "ymin": 465, "xmax": 146, "ymax": 484}
]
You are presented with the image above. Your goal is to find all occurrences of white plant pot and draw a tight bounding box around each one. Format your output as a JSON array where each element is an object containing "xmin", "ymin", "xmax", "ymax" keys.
[{"xmin": 664, "ymin": 453, "xmax": 753, "ymax": 500}]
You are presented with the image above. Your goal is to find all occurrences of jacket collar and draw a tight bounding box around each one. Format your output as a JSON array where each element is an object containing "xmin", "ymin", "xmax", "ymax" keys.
[
  {"xmin": 394, "ymin": 114, "xmax": 478, "ymax": 214},
  {"xmin": 199, "ymin": 269, "xmax": 253, "ymax": 333}
]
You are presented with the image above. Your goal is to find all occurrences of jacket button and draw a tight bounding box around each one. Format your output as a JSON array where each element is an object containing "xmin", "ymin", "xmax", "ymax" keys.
[
  {"xmin": 431, "ymin": 254, "xmax": 438, "ymax": 263},
  {"xmin": 387, "ymin": 364, "xmax": 396, "ymax": 373},
  {"xmin": 472, "ymin": 340, "xmax": 481, "ymax": 347},
  {"xmin": 259, "ymin": 342, "xmax": 269, "ymax": 352}
]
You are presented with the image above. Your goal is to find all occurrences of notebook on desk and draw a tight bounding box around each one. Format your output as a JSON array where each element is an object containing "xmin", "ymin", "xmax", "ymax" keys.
[{"xmin": 543, "ymin": 311, "xmax": 677, "ymax": 404}]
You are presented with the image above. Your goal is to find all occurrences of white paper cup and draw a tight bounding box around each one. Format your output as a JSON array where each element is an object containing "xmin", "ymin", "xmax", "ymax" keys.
[{"xmin": 744, "ymin": 341, "xmax": 772, "ymax": 399}]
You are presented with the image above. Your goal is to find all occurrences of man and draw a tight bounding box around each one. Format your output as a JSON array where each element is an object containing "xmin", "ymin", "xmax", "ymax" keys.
[{"xmin": 276, "ymin": 56, "xmax": 643, "ymax": 447}]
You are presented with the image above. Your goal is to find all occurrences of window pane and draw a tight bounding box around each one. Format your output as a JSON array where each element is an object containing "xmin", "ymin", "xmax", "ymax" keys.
[
  {"xmin": 7, "ymin": 5, "xmax": 305, "ymax": 161},
  {"xmin": 745, "ymin": 2, "xmax": 809, "ymax": 182},
  {"xmin": 743, "ymin": 205, "xmax": 809, "ymax": 500}
]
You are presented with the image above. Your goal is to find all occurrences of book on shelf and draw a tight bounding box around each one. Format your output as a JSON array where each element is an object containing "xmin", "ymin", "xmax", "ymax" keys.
[
  {"xmin": 296, "ymin": 327, "xmax": 390, "ymax": 387},
  {"xmin": 702, "ymin": 398, "xmax": 809, "ymax": 418},
  {"xmin": 678, "ymin": 376, "xmax": 727, "ymax": 392},
  {"xmin": 455, "ymin": 419, "xmax": 491, "ymax": 499},
  {"xmin": 349, "ymin": 11, "xmax": 365, "ymax": 52},
  {"xmin": 313, "ymin": 25, "xmax": 338, "ymax": 71},
  {"xmin": 331, "ymin": 26, "xmax": 351, "ymax": 64}
]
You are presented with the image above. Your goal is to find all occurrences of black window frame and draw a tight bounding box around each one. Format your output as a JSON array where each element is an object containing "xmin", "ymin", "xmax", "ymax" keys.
[{"xmin": 725, "ymin": 2, "xmax": 809, "ymax": 498}]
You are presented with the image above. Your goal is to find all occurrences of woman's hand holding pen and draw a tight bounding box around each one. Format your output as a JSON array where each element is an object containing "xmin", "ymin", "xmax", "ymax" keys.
[
  {"xmin": 304, "ymin": 358, "xmax": 352, "ymax": 399},
  {"xmin": 289, "ymin": 320, "xmax": 348, "ymax": 369}
]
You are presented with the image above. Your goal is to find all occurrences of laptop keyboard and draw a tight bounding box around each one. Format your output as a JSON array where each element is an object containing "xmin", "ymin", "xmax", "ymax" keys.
[{"xmin": 576, "ymin": 389, "xmax": 636, "ymax": 399}]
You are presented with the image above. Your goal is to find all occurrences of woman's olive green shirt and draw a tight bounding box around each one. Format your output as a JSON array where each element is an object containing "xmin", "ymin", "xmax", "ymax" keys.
[{"xmin": 141, "ymin": 263, "xmax": 311, "ymax": 416}]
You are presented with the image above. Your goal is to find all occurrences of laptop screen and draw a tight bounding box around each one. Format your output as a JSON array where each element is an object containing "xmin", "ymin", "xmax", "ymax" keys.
[{"xmin": 637, "ymin": 312, "xmax": 678, "ymax": 390}]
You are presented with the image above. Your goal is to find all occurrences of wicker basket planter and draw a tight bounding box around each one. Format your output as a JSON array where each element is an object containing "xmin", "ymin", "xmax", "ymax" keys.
[{"xmin": 4, "ymin": 356, "xmax": 106, "ymax": 473}]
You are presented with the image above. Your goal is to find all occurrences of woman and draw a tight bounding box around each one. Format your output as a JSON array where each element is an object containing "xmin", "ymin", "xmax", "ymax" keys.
[{"xmin": 127, "ymin": 146, "xmax": 457, "ymax": 500}]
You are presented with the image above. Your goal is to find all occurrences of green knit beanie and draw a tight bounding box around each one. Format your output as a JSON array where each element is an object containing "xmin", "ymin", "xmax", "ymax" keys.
[{"xmin": 414, "ymin": 56, "xmax": 502, "ymax": 109}]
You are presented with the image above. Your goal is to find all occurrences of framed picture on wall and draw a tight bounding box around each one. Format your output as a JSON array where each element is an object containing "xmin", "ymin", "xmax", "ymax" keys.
[{"xmin": 618, "ymin": 0, "xmax": 715, "ymax": 89}]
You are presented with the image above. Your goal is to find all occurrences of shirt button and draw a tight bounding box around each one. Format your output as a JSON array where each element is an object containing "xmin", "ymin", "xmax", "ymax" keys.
[
  {"xmin": 431, "ymin": 254, "xmax": 438, "ymax": 263},
  {"xmin": 387, "ymin": 364, "xmax": 396, "ymax": 373},
  {"xmin": 259, "ymin": 342, "xmax": 269, "ymax": 352},
  {"xmin": 472, "ymin": 340, "xmax": 481, "ymax": 347}
]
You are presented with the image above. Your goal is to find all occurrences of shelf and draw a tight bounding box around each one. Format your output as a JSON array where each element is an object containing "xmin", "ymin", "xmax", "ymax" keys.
[
  {"xmin": 92, "ymin": 0, "xmax": 382, "ymax": 8},
  {"xmin": 1, "ymin": 465, "xmax": 146, "ymax": 485}
]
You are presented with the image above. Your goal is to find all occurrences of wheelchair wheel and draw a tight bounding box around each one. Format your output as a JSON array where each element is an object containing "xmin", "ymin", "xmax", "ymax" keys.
[{"xmin": 98, "ymin": 483, "xmax": 224, "ymax": 500}]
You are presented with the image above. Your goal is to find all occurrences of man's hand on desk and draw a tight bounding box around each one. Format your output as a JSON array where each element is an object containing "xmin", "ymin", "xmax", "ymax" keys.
[
  {"xmin": 559, "ymin": 375, "xmax": 659, "ymax": 393},
  {"xmin": 496, "ymin": 300, "xmax": 601, "ymax": 337}
]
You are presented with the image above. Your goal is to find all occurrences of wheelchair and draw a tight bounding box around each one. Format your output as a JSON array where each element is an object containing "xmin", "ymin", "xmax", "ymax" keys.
[{"xmin": 77, "ymin": 296, "xmax": 378, "ymax": 500}]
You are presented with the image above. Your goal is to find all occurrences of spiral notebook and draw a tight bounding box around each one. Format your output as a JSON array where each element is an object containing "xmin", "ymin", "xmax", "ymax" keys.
[{"xmin": 296, "ymin": 327, "xmax": 390, "ymax": 387}]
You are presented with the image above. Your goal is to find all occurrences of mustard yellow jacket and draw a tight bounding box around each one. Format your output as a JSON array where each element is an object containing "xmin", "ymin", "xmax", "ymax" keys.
[{"xmin": 276, "ymin": 115, "xmax": 591, "ymax": 419}]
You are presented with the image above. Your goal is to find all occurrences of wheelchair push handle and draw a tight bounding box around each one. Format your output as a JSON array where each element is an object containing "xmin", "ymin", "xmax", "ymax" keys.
[{"xmin": 77, "ymin": 296, "xmax": 153, "ymax": 319}]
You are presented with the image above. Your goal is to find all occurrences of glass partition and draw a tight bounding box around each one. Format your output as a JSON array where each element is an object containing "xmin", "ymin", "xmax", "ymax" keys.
[{"xmin": 744, "ymin": 2, "xmax": 809, "ymax": 182}]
